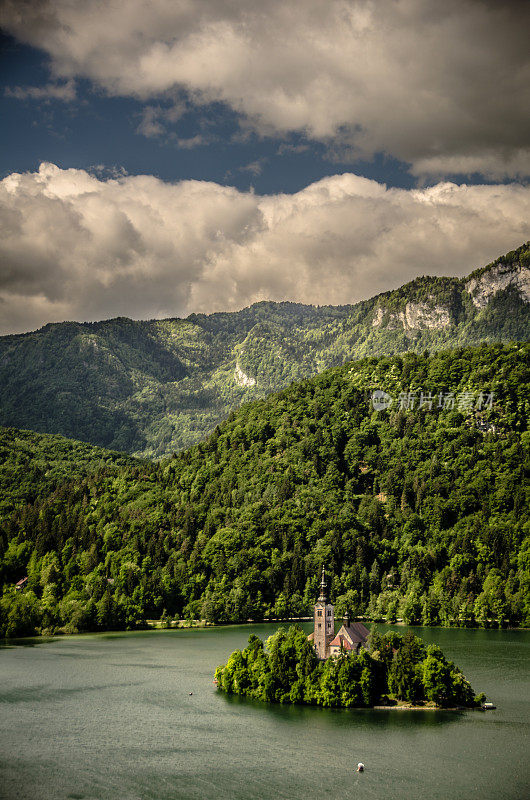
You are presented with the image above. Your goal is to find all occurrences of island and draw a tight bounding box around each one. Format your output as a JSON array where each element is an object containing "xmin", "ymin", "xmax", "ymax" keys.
[
  {"xmin": 215, "ymin": 569, "xmax": 484, "ymax": 709},
  {"xmin": 214, "ymin": 625, "xmax": 484, "ymax": 708}
]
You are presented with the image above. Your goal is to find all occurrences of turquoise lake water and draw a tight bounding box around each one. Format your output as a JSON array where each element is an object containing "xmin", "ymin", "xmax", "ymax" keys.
[{"xmin": 0, "ymin": 623, "xmax": 528, "ymax": 800}]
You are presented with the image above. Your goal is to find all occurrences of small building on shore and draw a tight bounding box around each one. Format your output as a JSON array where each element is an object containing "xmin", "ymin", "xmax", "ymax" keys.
[{"xmin": 307, "ymin": 567, "xmax": 369, "ymax": 659}]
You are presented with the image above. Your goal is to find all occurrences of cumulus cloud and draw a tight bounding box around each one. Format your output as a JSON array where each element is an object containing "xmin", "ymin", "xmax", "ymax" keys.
[
  {"xmin": 0, "ymin": 163, "xmax": 528, "ymax": 335},
  {"xmin": 0, "ymin": 0, "xmax": 529, "ymax": 178}
]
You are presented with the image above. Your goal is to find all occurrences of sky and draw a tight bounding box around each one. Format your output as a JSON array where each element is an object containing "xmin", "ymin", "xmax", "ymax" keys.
[{"xmin": 0, "ymin": 0, "xmax": 529, "ymax": 335}]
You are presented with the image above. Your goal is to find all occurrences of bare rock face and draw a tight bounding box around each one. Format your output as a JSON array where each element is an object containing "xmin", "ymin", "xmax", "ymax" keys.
[
  {"xmin": 404, "ymin": 301, "xmax": 451, "ymax": 329},
  {"xmin": 372, "ymin": 306, "xmax": 384, "ymax": 327},
  {"xmin": 372, "ymin": 300, "xmax": 451, "ymax": 330},
  {"xmin": 234, "ymin": 361, "xmax": 256, "ymax": 387},
  {"xmin": 466, "ymin": 263, "xmax": 530, "ymax": 309}
]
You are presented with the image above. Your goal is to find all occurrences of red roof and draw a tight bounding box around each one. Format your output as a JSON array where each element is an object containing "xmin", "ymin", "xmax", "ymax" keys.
[{"xmin": 329, "ymin": 634, "xmax": 354, "ymax": 651}]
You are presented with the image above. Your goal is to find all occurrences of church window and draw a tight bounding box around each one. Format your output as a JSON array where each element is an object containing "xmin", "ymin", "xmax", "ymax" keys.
[{"xmin": 317, "ymin": 610, "xmax": 322, "ymax": 617}]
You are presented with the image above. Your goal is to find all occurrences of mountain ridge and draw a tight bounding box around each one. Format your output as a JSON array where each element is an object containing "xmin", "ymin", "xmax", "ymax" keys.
[{"xmin": 0, "ymin": 242, "xmax": 528, "ymax": 458}]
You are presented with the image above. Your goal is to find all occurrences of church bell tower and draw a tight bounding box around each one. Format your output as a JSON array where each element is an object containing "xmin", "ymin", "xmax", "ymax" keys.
[{"xmin": 313, "ymin": 566, "xmax": 335, "ymax": 659}]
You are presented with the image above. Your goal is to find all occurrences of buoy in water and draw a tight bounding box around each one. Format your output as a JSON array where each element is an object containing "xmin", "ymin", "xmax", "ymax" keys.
[
  {"xmin": 357, "ymin": 763, "xmax": 364, "ymax": 773},
  {"xmin": 189, "ymin": 692, "xmax": 193, "ymax": 696}
]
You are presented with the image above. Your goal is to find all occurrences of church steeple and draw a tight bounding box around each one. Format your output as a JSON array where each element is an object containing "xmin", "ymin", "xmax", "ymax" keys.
[
  {"xmin": 318, "ymin": 565, "xmax": 327, "ymax": 602},
  {"xmin": 311, "ymin": 566, "xmax": 335, "ymax": 660}
]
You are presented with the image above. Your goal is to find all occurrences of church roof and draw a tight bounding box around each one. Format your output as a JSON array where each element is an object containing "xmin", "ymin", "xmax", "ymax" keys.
[
  {"xmin": 348, "ymin": 621, "xmax": 369, "ymax": 638},
  {"xmin": 338, "ymin": 622, "xmax": 369, "ymax": 645},
  {"xmin": 329, "ymin": 633, "xmax": 355, "ymax": 651}
]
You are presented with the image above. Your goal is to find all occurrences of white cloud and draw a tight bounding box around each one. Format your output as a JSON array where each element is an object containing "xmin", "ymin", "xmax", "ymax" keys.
[
  {"xmin": 175, "ymin": 134, "xmax": 211, "ymax": 149},
  {"xmin": 1, "ymin": 0, "xmax": 529, "ymax": 178},
  {"xmin": 240, "ymin": 159, "xmax": 266, "ymax": 177},
  {"xmin": 136, "ymin": 106, "xmax": 166, "ymax": 138},
  {"xmin": 136, "ymin": 101, "xmax": 186, "ymax": 138},
  {"xmin": 0, "ymin": 163, "xmax": 528, "ymax": 335},
  {"xmin": 5, "ymin": 79, "xmax": 76, "ymax": 102}
]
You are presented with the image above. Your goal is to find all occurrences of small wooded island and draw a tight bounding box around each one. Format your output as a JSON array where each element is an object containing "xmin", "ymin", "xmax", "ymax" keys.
[{"xmin": 215, "ymin": 570, "xmax": 484, "ymax": 709}]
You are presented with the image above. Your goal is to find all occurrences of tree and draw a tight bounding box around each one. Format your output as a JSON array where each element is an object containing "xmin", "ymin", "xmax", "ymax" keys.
[
  {"xmin": 422, "ymin": 645, "xmax": 451, "ymax": 706},
  {"xmin": 0, "ymin": 590, "xmax": 40, "ymax": 638},
  {"xmin": 388, "ymin": 633, "xmax": 425, "ymax": 701},
  {"xmin": 400, "ymin": 587, "xmax": 422, "ymax": 625}
]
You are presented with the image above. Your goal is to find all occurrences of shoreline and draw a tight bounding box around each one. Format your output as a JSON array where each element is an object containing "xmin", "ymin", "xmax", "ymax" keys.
[
  {"xmin": 372, "ymin": 705, "xmax": 462, "ymax": 711},
  {"xmin": 212, "ymin": 680, "xmax": 461, "ymax": 712},
  {"xmin": 144, "ymin": 616, "xmax": 527, "ymax": 632},
  {"xmin": 2, "ymin": 616, "xmax": 528, "ymax": 644}
]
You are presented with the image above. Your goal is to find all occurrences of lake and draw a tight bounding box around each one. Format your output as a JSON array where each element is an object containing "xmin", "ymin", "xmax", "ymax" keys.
[{"xmin": 0, "ymin": 623, "xmax": 528, "ymax": 800}]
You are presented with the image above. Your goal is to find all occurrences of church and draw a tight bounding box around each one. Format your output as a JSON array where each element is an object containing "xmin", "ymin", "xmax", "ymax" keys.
[{"xmin": 307, "ymin": 567, "xmax": 369, "ymax": 660}]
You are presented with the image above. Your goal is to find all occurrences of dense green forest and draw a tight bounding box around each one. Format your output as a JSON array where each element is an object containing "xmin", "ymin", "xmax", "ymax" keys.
[
  {"xmin": 1, "ymin": 342, "xmax": 528, "ymax": 638},
  {"xmin": 0, "ymin": 427, "xmax": 137, "ymax": 520},
  {"xmin": 0, "ymin": 244, "xmax": 528, "ymax": 457},
  {"xmin": 215, "ymin": 627, "xmax": 482, "ymax": 708}
]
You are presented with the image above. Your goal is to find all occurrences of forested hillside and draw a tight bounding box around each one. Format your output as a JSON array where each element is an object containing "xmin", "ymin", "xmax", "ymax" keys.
[
  {"xmin": 1, "ymin": 342, "xmax": 528, "ymax": 637},
  {"xmin": 0, "ymin": 427, "xmax": 137, "ymax": 520},
  {"xmin": 0, "ymin": 243, "xmax": 528, "ymax": 458}
]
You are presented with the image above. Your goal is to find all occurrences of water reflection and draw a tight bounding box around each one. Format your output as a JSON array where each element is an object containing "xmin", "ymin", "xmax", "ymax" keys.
[
  {"xmin": 221, "ymin": 691, "xmax": 464, "ymax": 729},
  {"xmin": 0, "ymin": 680, "xmax": 144, "ymax": 704},
  {"xmin": 0, "ymin": 635, "xmax": 57, "ymax": 648}
]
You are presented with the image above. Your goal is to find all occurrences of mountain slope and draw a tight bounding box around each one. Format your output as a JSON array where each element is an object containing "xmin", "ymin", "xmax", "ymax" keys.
[
  {"xmin": 0, "ymin": 427, "xmax": 138, "ymax": 521},
  {"xmin": 1, "ymin": 343, "xmax": 528, "ymax": 636},
  {"xmin": 0, "ymin": 243, "xmax": 529, "ymax": 458}
]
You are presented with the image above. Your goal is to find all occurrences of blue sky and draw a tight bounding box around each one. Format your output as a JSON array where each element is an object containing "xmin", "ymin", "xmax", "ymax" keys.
[
  {"xmin": 0, "ymin": 1, "xmax": 528, "ymax": 335},
  {"xmin": 0, "ymin": 31, "xmax": 416, "ymax": 194}
]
